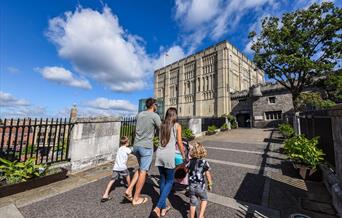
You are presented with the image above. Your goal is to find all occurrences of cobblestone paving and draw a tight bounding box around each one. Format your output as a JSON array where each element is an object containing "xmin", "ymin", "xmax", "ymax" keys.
[{"xmin": 18, "ymin": 128, "xmax": 335, "ymax": 218}]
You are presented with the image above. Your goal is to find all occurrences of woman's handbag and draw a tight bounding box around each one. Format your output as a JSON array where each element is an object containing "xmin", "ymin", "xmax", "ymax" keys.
[{"xmin": 175, "ymin": 152, "xmax": 183, "ymax": 165}]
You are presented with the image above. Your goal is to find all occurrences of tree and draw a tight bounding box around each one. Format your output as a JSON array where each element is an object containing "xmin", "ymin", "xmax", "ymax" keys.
[
  {"xmin": 325, "ymin": 70, "xmax": 342, "ymax": 102},
  {"xmin": 249, "ymin": 2, "xmax": 341, "ymax": 111},
  {"xmin": 296, "ymin": 92, "xmax": 335, "ymax": 111}
]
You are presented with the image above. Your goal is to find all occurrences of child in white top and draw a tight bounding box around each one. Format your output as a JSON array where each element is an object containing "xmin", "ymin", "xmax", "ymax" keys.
[{"xmin": 101, "ymin": 136, "xmax": 132, "ymax": 202}]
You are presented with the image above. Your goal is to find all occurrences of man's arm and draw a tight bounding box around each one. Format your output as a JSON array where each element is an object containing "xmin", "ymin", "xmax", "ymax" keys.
[{"xmin": 154, "ymin": 114, "xmax": 162, "ymax": 129}]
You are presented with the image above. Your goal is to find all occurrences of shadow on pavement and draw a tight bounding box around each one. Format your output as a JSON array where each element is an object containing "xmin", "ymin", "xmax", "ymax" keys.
[{"xmin": 233, "ymin": 129, "xmax": 336, "ymax": 218}]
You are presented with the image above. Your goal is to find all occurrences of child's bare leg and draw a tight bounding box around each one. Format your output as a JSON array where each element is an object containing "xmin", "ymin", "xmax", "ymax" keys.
[
  {"xmin": 102, "ymin": 179, "xmax": 115, "ymax": 198},
  {"xmin": 125, "ymin": 171, "xmax": 138, "ymax": 196},
  {"xmin": 189, "ymin": 206, "xmax": 196, "ymax": 218},
  {"xmin": 125, "ymin": 175, "xmax": 131, "ymax": 187},
  {"xmin": 199, "ymin": 200, "xmax": 208, "ymax": 218}
]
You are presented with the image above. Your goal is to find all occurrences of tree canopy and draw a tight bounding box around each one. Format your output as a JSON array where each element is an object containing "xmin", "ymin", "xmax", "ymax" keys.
[{"xmin": 249, "ymin": 2, "xmax": 341, "ymax": 111}]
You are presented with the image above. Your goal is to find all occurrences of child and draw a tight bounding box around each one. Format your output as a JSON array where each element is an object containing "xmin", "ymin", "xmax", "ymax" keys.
[
  {"xmin": 186, "ymin": 142, "xmax": 213, "ymax": 218},
  {"xmin": 101, "ymin": 136, "xmax": 132, "ymax": 202}
]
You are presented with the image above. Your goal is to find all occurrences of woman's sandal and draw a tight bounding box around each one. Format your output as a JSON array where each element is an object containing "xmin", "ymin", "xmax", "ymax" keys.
[
  {"xmin": 151, "ymin": 210, "xmax": 160, "ymax": 218},
  {"xmin": 100, "ymin": 197, "xmax": 112, "ymax": 203},
  {"xmin": 132, "ymin": 197, "xmax": 148, "ymax": 206},
  {"xmin": 161, "ymin": 206, "xmax": 171, "ymax": 217},
  {"xmin": 123, "ymin": 193, "xmax": 133, "ymax": 202}
]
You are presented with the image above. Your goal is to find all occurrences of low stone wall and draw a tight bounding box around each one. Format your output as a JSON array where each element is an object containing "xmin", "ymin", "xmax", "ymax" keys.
[{"xmin": 69, "ymin": 117, "xmax": 121, "ymax": 172}]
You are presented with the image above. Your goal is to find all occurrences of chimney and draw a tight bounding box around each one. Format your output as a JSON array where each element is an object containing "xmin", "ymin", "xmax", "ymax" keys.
[{"xmin": 70, "ymin": 104, "xmax": 77, "ymax": 121}]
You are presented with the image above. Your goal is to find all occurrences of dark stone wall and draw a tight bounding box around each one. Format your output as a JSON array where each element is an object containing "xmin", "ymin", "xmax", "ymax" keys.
[{"xmin": 230, "ymin": 89, "xmax": 294, "ymax": 128}]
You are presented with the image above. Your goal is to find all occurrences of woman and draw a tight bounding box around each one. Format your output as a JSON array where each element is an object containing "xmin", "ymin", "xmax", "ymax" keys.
[{"xmin": 153, "ymin": 107, "xmax": 185, "ymax": 217}]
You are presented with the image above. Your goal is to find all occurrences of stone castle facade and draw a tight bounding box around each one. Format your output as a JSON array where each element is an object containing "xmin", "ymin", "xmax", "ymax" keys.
[{"xmin": 154, "ymin": 40, "xmax": 264, "ymax": 117}]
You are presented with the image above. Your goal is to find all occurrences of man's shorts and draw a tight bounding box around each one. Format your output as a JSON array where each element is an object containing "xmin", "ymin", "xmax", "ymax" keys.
[
  {"xmin": 112, "ymin": 169, "xmax": 129, "ymax": 180},
  {"xmin": 132, "ymin": 146, "xmax": 153, "ymax": 171},
  {"xmin": 189, "ymin": 183, "xmax": 208, "ymax": 206}
]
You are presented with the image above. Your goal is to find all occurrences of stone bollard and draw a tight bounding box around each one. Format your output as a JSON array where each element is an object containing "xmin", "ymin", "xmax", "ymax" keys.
[{"xmin": 188, "ymin": 118, "xmax": 202, "ymax": 137}]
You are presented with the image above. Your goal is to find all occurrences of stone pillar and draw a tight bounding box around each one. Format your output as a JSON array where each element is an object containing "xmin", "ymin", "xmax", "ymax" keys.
[
  {"xmin": 178, "ymin": 65, "xmax": 185, "ymax": 116},
  {"xmin": 154, "ymin": 71, "xmax": 158, "ymax": 98},
  {"xmin": 188, "ymin": 118, "xmax": 202, "ymax": 137},
  {"xmin": 293, "ymin": 112, "xmax": 301, "ymax": 135},
  {"xmin": 69, "ymin": 117, "xmax": 121, "ymax": 172},
  {"xmin": 164, "ymin": 68, "xmax": 171, "ymax": 109},
  {"xmin": 195, "ymin": 58, "xmax": 203, "ymax": 116},
  {"xmin": 216, "ymin": 47, "xmax": 229, "ymax": 116},
  {"xmin": 70, "ymin": 104, "xmax": 77, "ymax": 122}
]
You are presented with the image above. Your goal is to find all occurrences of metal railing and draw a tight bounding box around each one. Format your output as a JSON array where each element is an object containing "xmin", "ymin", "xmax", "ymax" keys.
[
  {"xmin": 120, "ymin": 117, "xmax": 137, "ymax": 146},
  {"xmin": 201, "ymin": 117, "xmax": 226, "ymax": 131},
  {"xmin": 0, "ymin": 118, "xmax": 73, "ymax": 164}
]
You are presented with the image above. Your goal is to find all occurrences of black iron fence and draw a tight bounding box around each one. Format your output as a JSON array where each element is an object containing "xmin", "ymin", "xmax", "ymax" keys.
[
  {"xmin": 201, "ymin": 117, "xmax": 226, "ymax": 131},
  {"xmin": 120, "ymin": 117, "xmax": 136, "ymax": 146},
  {"xmin": 0, "ymin": 118, "xmax": 73, "ymax": 164},
  {"xmin": 177, "ymin": 117, "xmax": 190, "ymax": 128},
  {"xmin": 298, "ymin": 110, "xmax": 335, "ymax": 168}
]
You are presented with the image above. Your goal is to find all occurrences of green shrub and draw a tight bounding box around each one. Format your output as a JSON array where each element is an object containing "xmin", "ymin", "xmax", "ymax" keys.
[
  {"xmin": 284, "ymin": 135, "xmax": 324, "ymax": 169},
  {"xmin": 207, "ymin": 125, "xmax": 217, "ymax": 133},
  {"xmin": 182, "ymin": 127, "xmax": 195, "ymax": 140},
  {"xmin": 153, "ymin": 136, "xmax": 159, "ymax": 147},
  {"xmin": 25, "ymin": 144, "xmax": 39, "ymax": 156},
  {"xmin": 221, "ymin": 123, "xmax": 228, "ymax": 130},
  {"xmin": 224, "ymin": 114, "xmax": 237, "ymax": 129},
  {"xmin": 278, "ymin": 123, "xmax": 295, "ymax": 138},
  {"xmin": 0, "ymin": 158, "xmax": 47, "ymax": 185}
]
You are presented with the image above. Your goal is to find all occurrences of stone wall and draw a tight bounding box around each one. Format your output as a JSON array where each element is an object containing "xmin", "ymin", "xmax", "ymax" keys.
[
  {"xmin": 69, "ymin": 117, "xmax": 121, "ymax": 172},
  {"xmin": 252, "ymin": 91, "xmax": 293, "ymax": 128}
]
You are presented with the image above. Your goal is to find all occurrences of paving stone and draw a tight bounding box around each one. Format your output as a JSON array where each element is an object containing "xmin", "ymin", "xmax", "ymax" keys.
[
  {"xmin": 301, "ymin": 198, "xmax": 336, "ymax": 215},
  {"xmin": 0, "ymin": 204, "xmax": 24, "ymax": 218},
  {"xmin": 209, "ymin": 163, "xmax": 265, "ymax": 205},
  {"xmin": 207, "ymin": 147, "xmax": 263, "ymax": 166}
]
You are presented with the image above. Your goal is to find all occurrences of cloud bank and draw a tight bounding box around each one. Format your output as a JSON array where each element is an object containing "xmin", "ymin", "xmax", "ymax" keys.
[
  {"xmin": 46, "ymin": 6, "xmax": 185, "ymax": 92},
  {"xmin": 38, "ymin": 66, "xmax": 91, "ymax": 89}
]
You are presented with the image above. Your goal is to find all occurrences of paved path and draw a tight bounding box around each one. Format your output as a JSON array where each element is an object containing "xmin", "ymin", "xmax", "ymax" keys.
[{"xmin": 1, "ymin": 128, "xmax": 336, "ymax": 218}]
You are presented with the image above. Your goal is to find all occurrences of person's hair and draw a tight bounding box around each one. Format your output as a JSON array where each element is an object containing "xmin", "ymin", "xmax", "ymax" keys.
[
  {"xmin": 120, "ymin": 136, "xmax": 129, "ymax": 146},
  {"xmin": 145, "ymin": 98, "xmax": 157, "ymax": 109},
  {"xmin": 160, "ymin": 107, "xmax": 178, "ymax": 147},
  {"xmin": 190, "ymin": 142, "xmax": 207, "ymax": 159}
]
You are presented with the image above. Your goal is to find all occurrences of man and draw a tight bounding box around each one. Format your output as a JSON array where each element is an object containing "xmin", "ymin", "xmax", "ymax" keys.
[{"xmin": 124, "ymin": 98, "xmax": 161, "ymax": 205}]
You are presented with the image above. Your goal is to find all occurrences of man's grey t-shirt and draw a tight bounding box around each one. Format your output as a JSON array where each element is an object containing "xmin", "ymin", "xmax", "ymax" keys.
[{"xmin": 133, "ymin": 111, "xmax": 161, "ymax": 149}]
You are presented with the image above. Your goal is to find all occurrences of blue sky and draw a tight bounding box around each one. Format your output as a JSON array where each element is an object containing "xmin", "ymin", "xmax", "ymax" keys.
[{"xmin": 0, "ymin": 0, "xmax": 339, "ymax": 118}]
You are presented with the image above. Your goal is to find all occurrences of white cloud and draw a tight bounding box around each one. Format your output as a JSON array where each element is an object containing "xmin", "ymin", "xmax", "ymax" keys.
[
  {"xmin": 37, "ymin": 66, "xmax": 91, "ymax": 90},
  {"xmin": 1, "ymin": 107, "xmax": 47, "ymax": 118},
  {"xmin": 243, "ymin": 40, "xmax": 254, "ymax": 55},
  {"xmin": 86, "ymin": 97, "xmax": 137, "ymax": 112},
  {"xmin": 154, "ymin": 45, "xmax": 186, "ymax": 70},
  {"xmin": 174, "ymin": 0, "xmax": 276, "ymax": 50},
  {"xmin": 7, "ymin": 67, "xmax": 20, "ymax": 73},
  {"xmin": 175, "ymin": 0, "xmax": 221, "ymax": 29},
  {"xmin": 0, "ymin": 92, "xmax": 30, "ymax": 107},
  {"xmin": 46, "ymin": 7, "xmax": 156, "ymax": 92},
  {"xmin": 0, "ymin": 92, "xmax": 47, "ymax": 118},
  {"xmin": 54, "ymin": 98, "xmax": 137, "ymax": 117}
]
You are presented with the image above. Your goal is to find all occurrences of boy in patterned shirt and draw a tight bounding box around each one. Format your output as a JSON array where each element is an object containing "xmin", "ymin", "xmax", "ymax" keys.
[{"xmin": 186, "ymin": 142, "xmax": 213, "ymax": 218}]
